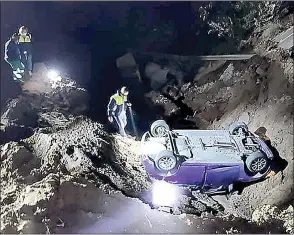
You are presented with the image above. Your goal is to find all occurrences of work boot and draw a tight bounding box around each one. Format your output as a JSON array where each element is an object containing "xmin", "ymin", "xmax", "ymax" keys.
[{"xmin": 13, "ymin": 77, "xmax": 25, "ymax": 84}]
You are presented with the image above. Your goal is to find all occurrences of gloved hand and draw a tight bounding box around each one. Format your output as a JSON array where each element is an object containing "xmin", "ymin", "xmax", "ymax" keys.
[
  {"xmin": 127, "ymin": 102, "xmax": 132, "ymax": 107},
  {"xmin": 108, "ymin": 116, "xmax": 113, "ymax": 123}
]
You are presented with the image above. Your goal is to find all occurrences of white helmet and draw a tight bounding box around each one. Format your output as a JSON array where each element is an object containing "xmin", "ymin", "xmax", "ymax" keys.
[{"xmin": 19, "ymin": 26, "xmax": 28, "ymax": 36}]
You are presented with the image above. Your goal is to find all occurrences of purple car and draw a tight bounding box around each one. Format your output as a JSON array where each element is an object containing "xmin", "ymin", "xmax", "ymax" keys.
[{"xmin": 140, "ymin": 120, "xmax": 275, "ymax": 195}]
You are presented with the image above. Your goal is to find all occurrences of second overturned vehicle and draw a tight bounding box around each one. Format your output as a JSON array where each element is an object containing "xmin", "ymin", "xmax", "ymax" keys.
[{"xmin": 140, "ymin": 120, "xmax": 279, "ymax": 195}]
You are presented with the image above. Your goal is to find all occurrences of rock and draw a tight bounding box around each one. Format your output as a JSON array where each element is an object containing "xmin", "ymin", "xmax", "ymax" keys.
[
  {"xmin": 219, "ymin": 63, "xmax": 234, "ymax": 82},
  {"xmin": 181, "ymin": 82, "xmax": 192, "ymax": 92},
  {"xmin": 256, "ymin": 61, "xmax": 270, "ymax": 76},
  {"xmin": 0, "ymin": 123, "xmax": 34, "ymax": 145},
  {"xmin": 251, "ymin": 205, "xmax": 279, "ymax": 224},
  {"xmin": 252, "ymin": 205, "xmax": 294, "ymax": 233},
  {"xmin": 1, "ymin": 97, "xmax": 38, "ymax": 127},
  {"xmin": 260, "ymin": 23, "xmax": 280, "ymax": 41}
]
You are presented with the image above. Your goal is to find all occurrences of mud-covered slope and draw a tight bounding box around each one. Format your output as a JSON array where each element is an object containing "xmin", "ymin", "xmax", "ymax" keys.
[
  {"xmin": 0, "ymin": 116, "xmax": 148, "ymax": 233},
  {"xmin": 0, "ymin": 65, "xmax": 224, "ymax": 233},
  {"xmin": 1, "ymin": 60, "xmax": 293, "ymax": 233},
  {"xmin": 1, "ymin": 116, "xmax": 292, "ymax": 234}
]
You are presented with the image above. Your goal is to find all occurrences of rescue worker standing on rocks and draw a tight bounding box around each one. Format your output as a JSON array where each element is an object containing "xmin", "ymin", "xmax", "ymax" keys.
[
  {"xmin": 4, "ymin": 33, "xmax": 25, "ymax": 81},
  {"xmin": 107, "ymin": 86, "xmax": 132, "ymax": 137},
  {"xmin": 18, "ymin": 26, "xmax": 33, "ymax": 76}
]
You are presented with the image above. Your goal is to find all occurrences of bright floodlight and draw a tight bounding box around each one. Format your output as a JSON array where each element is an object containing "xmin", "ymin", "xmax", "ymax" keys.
[
  {"xmin": 47, "ymin": 70, "xmax": 59, "ymax": 80},
  {"xmin": 152, "ymin": 180, "xmax": 178, "ymax": 207}
]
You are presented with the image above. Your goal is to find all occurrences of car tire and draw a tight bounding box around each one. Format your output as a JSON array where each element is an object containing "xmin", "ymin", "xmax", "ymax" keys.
[
  {"xmin": 150, "ymin": 120, "xmax": 170, "ymax": 137},
  {"xmin": 229, "ymin": 122, "xmax": 249, "ymax": 135},
  {"xmin": 154, "ymin": 150, "xmax": 179, "ymax": 176},
  {"xmin": 246, "ymin": 151, "xmax": 269, "ymax": 173}
]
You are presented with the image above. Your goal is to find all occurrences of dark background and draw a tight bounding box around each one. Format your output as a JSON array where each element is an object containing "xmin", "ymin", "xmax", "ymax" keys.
[{"xmin": 0, "ymin": 1, "xmax": 219, "ymax": 122}]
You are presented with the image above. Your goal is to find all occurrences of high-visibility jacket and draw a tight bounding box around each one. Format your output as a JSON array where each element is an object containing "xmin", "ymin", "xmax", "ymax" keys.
[
  {"xmin": 107, "ymin": 91, "xmax": 128, "ymax": 117},
  {"xmin": 19, "ymin": 34, "xmax": 32, "ymax": 43},
  {"xmin": 18, "ymin": 33, "xmax": 32, "ymax": 54}
]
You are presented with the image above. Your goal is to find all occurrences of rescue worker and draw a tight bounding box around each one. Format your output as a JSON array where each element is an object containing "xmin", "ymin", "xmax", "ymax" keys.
[
  {"xmin": 254, "ymin": 126, "xmax": 288, "ymax": 177},
  {"xmin": 18, "ymin": 26, "xmax": 33, "ymax": 76},
  {"xmin": 254, "ymin": 127, "xmax": 271, "ymax": 143},
  {"xmin": 107, "ymin": 86, "xmax": 132, "ymax": 137},
  {"xmin": 4, "ymin": 33, "xmax": 25, "ymax": 80}
]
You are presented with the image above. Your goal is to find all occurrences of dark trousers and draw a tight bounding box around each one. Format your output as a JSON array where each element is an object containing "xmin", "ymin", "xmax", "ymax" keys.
[{"xmin": 21, "ymin": 53, "xmax": 33, "ymax": 72}]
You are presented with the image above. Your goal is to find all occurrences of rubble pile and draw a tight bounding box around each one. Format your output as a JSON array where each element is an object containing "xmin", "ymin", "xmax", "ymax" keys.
[
  {"xmin": 252, "ymin": 205, "xmax": 294, "ymax": 234},
  {"xmin": 0, "ymin": 63, "xmax": 89, "ymax": 144}
]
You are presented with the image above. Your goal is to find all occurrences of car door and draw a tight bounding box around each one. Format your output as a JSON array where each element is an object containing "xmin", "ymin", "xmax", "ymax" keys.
[
  {"xmin": 202, "ymin": 165, "xmax": 240, "ymax": 192},
  {"xmin": 165, "ymin": 163, "xmax": 206, "ymax": 188}
]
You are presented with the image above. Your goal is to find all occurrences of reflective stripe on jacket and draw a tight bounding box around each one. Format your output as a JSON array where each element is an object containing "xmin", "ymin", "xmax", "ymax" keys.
[
  {"xmin": 107, "ymin": 91, "xmax": 128, "ymax": 116},
  {"xmin": 4, "ymin": 39, "xmax": 21, "ymax": 61}
]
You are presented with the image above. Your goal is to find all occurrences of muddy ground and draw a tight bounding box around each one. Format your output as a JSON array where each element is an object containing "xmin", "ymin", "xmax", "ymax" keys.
[
  {"xmin": 1, "ymin": 13, "xmax": 293, "ymax": 235},
  {"xmin": 1, "ymin": 115, "xmax": 292, "ymax": 234}
]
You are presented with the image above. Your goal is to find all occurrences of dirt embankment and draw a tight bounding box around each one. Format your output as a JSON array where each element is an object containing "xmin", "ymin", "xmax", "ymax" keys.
[
  {"xmin": 1, "ymin": 116, "xmax": 292, "ymax": 234},
  {"xmin": 0, "ymin": 115, "xmax": 148, "ymax": 233},
  {"xmin": 1, "ymin": 61, "xmax": 293, "ymax": 233},
  {"xmin": 146, "ymin": 14, "xmax": 293, "ymax": 232}
]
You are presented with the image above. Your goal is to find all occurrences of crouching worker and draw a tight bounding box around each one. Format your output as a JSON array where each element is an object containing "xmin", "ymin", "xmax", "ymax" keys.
[
  {"xmin": 107, "ymin": 86, "xmax": 132, "ymax": 137},
  {"xmin": 254, "ymin": 126, "xmax": 288, "ymax": 177},
  {"xmin": 4, "ymin": 33, "xmax": 25, "ymax": 81}
]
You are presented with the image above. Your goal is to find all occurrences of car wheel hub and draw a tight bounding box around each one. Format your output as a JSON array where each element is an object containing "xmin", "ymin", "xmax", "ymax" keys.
[
  {"xmin": 155, "ymin": 126, "xmax": 167, "ymax": 137},
  {"xmin": 251, "ymin": 157, "xmax": 267, "ymax": 172},
  {"xmin": 158, "ymin": 156, "xmax": 176, "ymax": 171}
]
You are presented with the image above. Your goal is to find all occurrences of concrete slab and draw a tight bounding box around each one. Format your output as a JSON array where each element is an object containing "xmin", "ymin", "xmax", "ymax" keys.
[
  {"xmin": 273, "ymin": 26, "xmax": 293, "ymax": 42},
  {"xmin": 278, "ymin": 33, "xmax": 294, "ymax": 50}
]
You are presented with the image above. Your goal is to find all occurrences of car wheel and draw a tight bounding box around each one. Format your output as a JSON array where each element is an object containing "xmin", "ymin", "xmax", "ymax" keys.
[
  {"xmin": 150, "ymin": 120, "xmax": 170, "ymax": 137},
  {"xmin": 246, "ymin": 151, "xmax": 269, "ymax": 173},
  {"xmin": 154, "ymin": 150, "xmax": 178, "ymax": 176},
  {"xmin": 229, "ymin": 122, "xmax": 249, "ymax": 135}
]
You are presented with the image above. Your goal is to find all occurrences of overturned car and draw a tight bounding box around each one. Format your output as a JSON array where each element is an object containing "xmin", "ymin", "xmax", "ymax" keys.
[{"xmin": 140, "ymin": 120, "xmax": 277, "ymax": 195}]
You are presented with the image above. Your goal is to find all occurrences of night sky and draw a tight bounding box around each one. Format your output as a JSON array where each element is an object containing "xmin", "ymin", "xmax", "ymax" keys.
[{"xmin": 1, "ymin": 1, "xmax": 213, "ymax": 121}]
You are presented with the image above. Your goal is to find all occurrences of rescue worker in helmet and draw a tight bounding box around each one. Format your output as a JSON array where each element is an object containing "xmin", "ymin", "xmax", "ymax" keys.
[
  {"xmin": 18, "ymin": 26, "xmax": 33, "ymax": 76},
  {"xmin": 4, "ymin": 33, "xmax": 25, "ymax": 81},
  {"xmin": 107, "ymin": 86, "xmax": 132, "ymax": 137}
]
